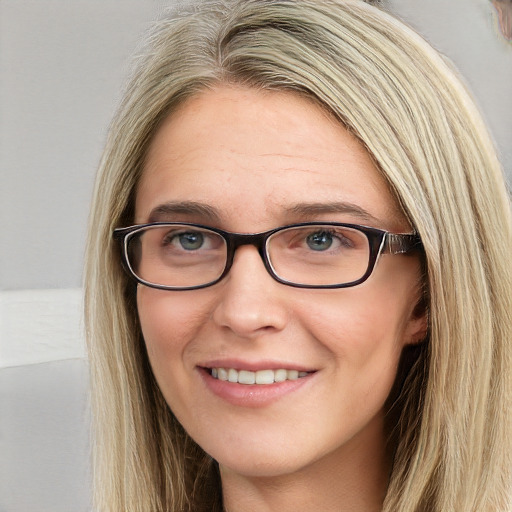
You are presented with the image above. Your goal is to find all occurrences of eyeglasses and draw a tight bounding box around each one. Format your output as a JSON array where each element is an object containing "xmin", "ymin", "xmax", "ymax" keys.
[{"xmin": 113, "ymin": 222, "xmax": 422, "ymax": 290}]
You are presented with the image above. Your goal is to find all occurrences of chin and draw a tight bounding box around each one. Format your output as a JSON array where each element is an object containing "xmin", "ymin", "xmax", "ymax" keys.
[
  {"xmin": 198, "ymin": 429, "xmax": 329, "ymax": 479},
  {"xmin": 217, "ymin": 452, "xmax": 309, "ymax": 479}
]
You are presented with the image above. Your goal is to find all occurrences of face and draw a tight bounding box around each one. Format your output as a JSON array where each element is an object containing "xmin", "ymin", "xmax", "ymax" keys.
[{"xmin": 135, "ymin": 86, "xmax": 426, "ymax": 478}]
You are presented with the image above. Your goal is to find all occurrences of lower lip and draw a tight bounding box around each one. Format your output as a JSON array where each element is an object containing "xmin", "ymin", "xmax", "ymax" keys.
[{"xmin": 198, "ymin": 368, "xmax": 314, "ymax": 408}]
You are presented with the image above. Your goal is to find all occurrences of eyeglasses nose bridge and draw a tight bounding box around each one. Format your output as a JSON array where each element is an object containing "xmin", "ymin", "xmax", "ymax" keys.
[{"xmin": 222, "ymin": 231, "xmax": 271, "ymax": 276}]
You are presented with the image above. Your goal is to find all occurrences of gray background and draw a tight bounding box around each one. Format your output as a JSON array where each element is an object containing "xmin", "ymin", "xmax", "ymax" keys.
[
  {"xmin": 0, "ymin": 1, "xmax": 510, "ymax": 511},
  {"xmin": 1, "ymin": 1, "xmax": 169, "ymax": 291}
]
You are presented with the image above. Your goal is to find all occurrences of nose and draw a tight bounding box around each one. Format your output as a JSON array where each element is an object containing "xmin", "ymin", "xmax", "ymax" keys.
[{"xmin": 212, "ymin": 245, "xmax": 289, "ymax": 339}]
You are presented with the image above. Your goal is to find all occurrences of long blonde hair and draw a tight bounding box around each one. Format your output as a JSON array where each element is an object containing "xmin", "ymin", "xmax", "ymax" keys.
[{"xmin": 84, "ymin": 1, "xmax": 512, "ymax": 510}]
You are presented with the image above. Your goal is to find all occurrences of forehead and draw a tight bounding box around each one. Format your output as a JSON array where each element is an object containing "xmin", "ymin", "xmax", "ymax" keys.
[{"xmin": 136, "ymin": 86, "xmax": 405, "ymax": 231}]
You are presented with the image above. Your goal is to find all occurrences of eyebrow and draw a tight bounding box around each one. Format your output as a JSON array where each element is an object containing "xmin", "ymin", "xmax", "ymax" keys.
[
  {"xmin": 284, "ymin": 202, "xmax": 380, "ymax": 224},
  {"xmin": 147, "ymin": 200, "xmax": 380, "ymax": 226},
  {"xmin": 148, "ymin": 201, "xmax": 221, "ymax": 223}
]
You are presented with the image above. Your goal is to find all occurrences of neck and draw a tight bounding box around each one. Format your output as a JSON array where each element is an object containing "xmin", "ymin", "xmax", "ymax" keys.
[{"xmin": 220, "ymin": 414, "xmax": 390, "ymax": 512}]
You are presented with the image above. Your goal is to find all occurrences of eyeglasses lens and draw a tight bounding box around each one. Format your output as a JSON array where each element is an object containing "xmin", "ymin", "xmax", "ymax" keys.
[
  {"xmin": 268, "ymin": 225, "xmax": 370, "ymax": 286},
  {"xmin": 127, "ymin": 225, "xmax": 227, "ymax": 288}
]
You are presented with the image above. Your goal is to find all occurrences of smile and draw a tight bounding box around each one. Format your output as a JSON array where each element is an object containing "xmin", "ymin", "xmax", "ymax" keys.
[{"xmin": 210, "ymin": 368, "xmax": 310, "ymax": 385}]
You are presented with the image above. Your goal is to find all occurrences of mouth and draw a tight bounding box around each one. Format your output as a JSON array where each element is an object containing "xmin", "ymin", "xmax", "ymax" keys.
[
  {"xmin": 208, "ymin": 367, "xmax": 312, "ymax": 385},
  {"xmin": 199, "ymin": 364, "xmax": 316, "ymax": 407}
]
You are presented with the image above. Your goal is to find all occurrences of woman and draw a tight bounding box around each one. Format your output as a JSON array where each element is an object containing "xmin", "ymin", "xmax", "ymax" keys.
[{"xmin": 84, "ymin": 1, "xmax": 512, "ymax": 510}]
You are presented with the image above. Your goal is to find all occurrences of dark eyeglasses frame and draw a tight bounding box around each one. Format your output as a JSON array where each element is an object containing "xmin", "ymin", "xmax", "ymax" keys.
[{"xmin": 113, "ymin": 221, "xmax": 422, "ymax": 290}]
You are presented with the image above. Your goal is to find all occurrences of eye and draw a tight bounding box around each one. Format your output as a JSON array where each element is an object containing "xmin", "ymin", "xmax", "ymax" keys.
[
  {"xmin": 177, "ymin": 231, "xmax": 204, "ymax": 251},
  {"xmin": 277, "ymin": 226, "xmax": 358, "ymax": 254},
  {"xmin": 161, "ymin": 229, "xmax": 214, "ymax": 252},
  {"xmin": 306, "ymin": 231, "xmax": 334, "ymax": 251}
]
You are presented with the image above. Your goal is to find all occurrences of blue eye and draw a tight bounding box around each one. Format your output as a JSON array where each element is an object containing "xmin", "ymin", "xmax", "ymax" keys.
[
  {"xmin": 306, "ymin": 231, "xmax": 333, "ymax": 251},
  {"xmin": 178, "ymin": 232, "xmax": 204, "ymax": 250}
]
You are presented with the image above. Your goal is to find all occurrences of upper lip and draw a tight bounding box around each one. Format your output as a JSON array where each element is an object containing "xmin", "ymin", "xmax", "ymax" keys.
[{"xmin": 198, "ymin": 358, "xmax": 317, "ymax": 372}]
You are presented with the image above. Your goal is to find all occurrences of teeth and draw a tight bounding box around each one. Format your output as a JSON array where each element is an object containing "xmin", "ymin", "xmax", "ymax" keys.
[
  {"xmin": 287, "ymin": 370, "xmax": 299, "ymax": 380},
  {"xmin": 255, "ymin": 369, "xmax": 274, "ymax": 385},
  {"xmin": 238, "ymin": 370, "xmax": 256, "ymax": 385},
  {"xmin": 274, "ymin": 369, "xmax": 287, "ymax": 382},
  {"xmin": 209, "ymin": 367, "xmax": 310, "ymax": 385}
]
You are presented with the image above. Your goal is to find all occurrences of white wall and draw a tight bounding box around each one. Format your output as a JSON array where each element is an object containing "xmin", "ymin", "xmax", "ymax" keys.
[{"xmin": 0, "ymin": 1, "xmax": 510, "ymax": 511}]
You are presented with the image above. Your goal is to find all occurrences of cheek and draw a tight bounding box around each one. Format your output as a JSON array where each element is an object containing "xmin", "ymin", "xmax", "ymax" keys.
[
  {"xmin": 136, "ymin": 288, "xmax": 209, "ymax": 366},
  {"xmin": 296, "ymin": 275, "xmax": 419, "ymax": 378}
]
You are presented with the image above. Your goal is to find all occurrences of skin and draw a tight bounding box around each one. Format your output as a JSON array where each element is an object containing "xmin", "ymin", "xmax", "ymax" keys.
[{"xmin": 135, "ymin": 86, "xmax": 427, "ymax": 511}]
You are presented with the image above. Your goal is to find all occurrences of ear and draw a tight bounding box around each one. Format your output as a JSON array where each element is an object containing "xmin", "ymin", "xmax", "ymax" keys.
[{"xmin": 404, "ymin": 297, "xmax": 429, "ymax": 345}]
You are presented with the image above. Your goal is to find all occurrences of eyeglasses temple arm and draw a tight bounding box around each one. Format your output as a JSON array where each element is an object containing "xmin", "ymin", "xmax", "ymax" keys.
[{"xmin": 384, "ymin": 233, "xmax": 422, "ymax": 254}]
